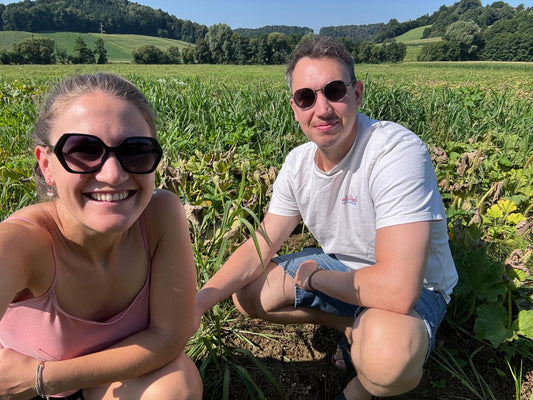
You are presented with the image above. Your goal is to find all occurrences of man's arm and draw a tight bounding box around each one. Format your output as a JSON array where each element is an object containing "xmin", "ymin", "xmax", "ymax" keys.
[
  {"xmin": 195, "ymin": 212, "xmax": 301, "ymax": 328},
  {"xmin": 295, "ymin": 221, "xmax": 430, "ymax": 314}
]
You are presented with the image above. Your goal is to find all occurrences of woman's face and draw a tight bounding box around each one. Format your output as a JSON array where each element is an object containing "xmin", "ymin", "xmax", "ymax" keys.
[{"xmin": 36, "ymin": 90, "xmax": 156, "ymax": 235}]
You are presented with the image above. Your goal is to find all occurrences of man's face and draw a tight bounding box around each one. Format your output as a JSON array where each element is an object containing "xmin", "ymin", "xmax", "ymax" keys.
[{"xmin": 289, "ymin": 57, "xmax": 363, "ymax": 168}]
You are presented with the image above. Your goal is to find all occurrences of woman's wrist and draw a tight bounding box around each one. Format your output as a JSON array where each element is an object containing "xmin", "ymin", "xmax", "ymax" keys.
[{"xmin": 34, "ymin": 360, "xmax": 49, "ymax": 399}]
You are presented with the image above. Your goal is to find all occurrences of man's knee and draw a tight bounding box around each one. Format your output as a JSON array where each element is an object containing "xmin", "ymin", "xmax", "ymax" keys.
[
  {"xmin": 351, "ymin": 310, "xmax": 427, "ymax": 396},
  {"xmin": 232, "ymin": 261, "xmax": 291, "ymax": 319},
  {"xmin": 232, "ymin": 286, "xmax": 263, "ymax": 318},
  {"xmin": 354, "ymin": 338, "xmax": 423, "ymax": 396}
]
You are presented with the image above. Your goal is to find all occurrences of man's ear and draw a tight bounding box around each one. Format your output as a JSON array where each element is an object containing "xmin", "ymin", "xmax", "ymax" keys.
[
  {"xmin": 35, "ymin": 146, "xmax": 55, "ymax": 185},
  {"xmin": 353, "ymin": 80, "xmax": 364, "ymax": 108},
  {"xmin": 289, "ymin": 97, "xmax": 300, "ymax": 122}
]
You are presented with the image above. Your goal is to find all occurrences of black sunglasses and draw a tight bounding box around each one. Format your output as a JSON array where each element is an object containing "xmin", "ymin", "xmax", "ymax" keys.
[
  {"xmin": 292, "ymin": 80, "xmax": 355, "ymax": 110},
  {"xmin": 49, "ymin": 133, "xmax": 163, "ymax": 174}
]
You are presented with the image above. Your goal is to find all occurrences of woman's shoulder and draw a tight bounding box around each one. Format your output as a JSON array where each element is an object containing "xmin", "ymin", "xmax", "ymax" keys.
[
  {"xmin": 2, "ymin": 203, "xmax": 55, "ymax": 256},
  {"xmin": 145, "ymin": 189, "xmax": 183, "ymax": 216},
  {"xmin": 1, "ymin": 203, "xmax": 56, "ymax": 290},
  {"xmin": 2, "ymin": 203, "xmax": 55, "ymax": 235},
  {"xmin": 142, "ymin": 189, "xmax": 186, "ymax": 235}
]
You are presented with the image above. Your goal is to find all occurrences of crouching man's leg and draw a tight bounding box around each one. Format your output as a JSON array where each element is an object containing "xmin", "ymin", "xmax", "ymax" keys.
[
  {"xmin": 342, "ymin": 308, "xmax": 427, "ymax": 399},
  {"xmin": 232, "ymin": 258, "xmax": 354, "ymax": 334},
  {"xmin": 343, "ymin": 288, "xmax": 447, "ymax": 399}
]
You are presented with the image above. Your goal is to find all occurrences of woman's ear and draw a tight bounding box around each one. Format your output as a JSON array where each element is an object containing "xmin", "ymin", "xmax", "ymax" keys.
[{"xmin": 35, "ymin": 146, "xmax": 55, "ymax": 185}]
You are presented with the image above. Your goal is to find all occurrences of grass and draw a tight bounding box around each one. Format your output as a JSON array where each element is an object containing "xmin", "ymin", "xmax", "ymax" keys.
[
  {"xmin": 0, "ymin": 63, "xmax": 286, "ymax": 82},
  {"xmin": 1, "ymin": 61, "xmax": 532, "ymax": 88},
  {"xmin": 396, "ymin": 25, "xmax": 430, "ymax": 42},
  {"xmin": 0, "ymin": 30, "xmax": 34, "ymax": 47},
  {"xmin": 395, "ymin": 25, "xmax": 443, "ymax": 61}
]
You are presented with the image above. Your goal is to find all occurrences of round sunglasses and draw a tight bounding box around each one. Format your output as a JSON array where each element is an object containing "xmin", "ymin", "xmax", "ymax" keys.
[
  {"xmin": 292, "ymin": 80, "xmax": 356, "ymax": 110},
  {"xmin": 49, "ymin": 133, "xmax": 163, "ymax": 174}
]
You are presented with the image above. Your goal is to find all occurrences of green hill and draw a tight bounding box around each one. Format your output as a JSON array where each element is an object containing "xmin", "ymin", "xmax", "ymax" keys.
[
  {"xmin": 0, "ymin": 31, "xmax": 192, "ymax": 62},
  {"xmin": 0, "ymin": 31, "xmax": 34, "ymax": 47},
  {"xmin": 394, "ymin": 26, "xmax": 443, "ymax": 62},
  {"xmin": 396, "ymin": 26, "xmax": 442, "ymax": 45},
  {"xmin": 396, "ymin": 26, "xmax": 429, "ymax": 42}
]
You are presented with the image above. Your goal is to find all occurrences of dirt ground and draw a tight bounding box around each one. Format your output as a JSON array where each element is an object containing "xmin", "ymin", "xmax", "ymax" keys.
[{"xmin": 201, "ymin": 315, "xmax": 533, "ymax": 399}]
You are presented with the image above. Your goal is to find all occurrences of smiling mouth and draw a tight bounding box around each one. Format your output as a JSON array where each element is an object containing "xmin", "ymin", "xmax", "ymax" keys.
[
  {"xmin": 88, "ymin": 191, "xmax": 132, "ymax": 202},
  {"xmin": 315, "ymin": 119, "xmax": 340, "ymax": 128}
]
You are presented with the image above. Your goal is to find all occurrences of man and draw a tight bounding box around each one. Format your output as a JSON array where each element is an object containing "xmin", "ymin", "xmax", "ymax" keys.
[{"xmin": 195, "ymin": 36, "xmax": 458, "ymax": 400}]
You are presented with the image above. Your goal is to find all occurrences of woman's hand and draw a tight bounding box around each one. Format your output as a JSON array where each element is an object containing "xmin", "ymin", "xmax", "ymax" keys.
[
  {"xmin": 0, "ymin": 348, "xmax": 37, "ymax": 400},
  {"xmin": 294, "ymin": 260, "xmax": 322, "ymax": 291}
]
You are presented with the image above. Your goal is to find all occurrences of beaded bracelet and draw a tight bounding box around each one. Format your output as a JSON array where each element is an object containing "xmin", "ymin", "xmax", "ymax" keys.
[
  {"xmin": 307, "ymin": 267, "xmax": 323, "ymax": 291},
  {"xmin": 34, "ymin": 360, "xmax": 49, "ymax": 399}
]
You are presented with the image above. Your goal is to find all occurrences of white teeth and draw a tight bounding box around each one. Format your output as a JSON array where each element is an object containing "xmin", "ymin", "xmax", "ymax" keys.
[{"xmin": 90, "ymin": 191, "xmax": 130, "ymax": 202}]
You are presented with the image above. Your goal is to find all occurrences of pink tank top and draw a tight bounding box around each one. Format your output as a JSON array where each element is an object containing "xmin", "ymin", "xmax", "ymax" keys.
[{"xmin": 0, "ymin": 216, "xmax": 151, "ymax": 363}]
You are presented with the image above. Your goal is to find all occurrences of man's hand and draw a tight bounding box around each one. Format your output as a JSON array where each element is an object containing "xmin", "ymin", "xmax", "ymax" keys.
[{"xmin": 294, "ymin": 260, "xmax": 322, "ymax": 291}]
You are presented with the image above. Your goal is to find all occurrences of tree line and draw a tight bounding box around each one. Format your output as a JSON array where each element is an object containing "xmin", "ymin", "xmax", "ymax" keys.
[
  {"xmin": 321, "ymin": 0, "xmax": 532, "ymax": 62},
  {"xmin": 320, "ymin": 0, "xmax": 525, "ymax": 43},
  {"xmin": 0, "ymin": 26, "xmax": 407, "ymax": 66},
  {"xmin": 0, "ymin": 35, "xmax": 107, "ymax": 64},
  {"xmin": 132, "ymin": 27, "xmax": 407, "ymax": 65},
  {"xmin": 0, "ymin": 0, "xmax": 531, "ymax": 63},
  {"xmin": 418, "ymin": 7, "xmax": 532, "ymax": 61},
  {"xmin": 0, "ymin": 0, "xmax": 207, "ymax": 43}
]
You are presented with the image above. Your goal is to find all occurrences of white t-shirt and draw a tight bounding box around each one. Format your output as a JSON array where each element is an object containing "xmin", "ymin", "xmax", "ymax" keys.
[{"xmin": 269, "ymin": 113, "xmax": 458, "ymax": 302}]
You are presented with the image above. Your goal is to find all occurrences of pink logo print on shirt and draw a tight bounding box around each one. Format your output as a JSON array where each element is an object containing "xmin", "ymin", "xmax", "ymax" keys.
[{"xmin": 341, "ymin": 194, "xmax": 358, "ymax": 205}]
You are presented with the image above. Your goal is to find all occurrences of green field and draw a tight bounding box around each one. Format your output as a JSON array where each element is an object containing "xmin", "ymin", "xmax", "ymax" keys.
[
  {"xmin": 0, "ymin": 31, "xmax": 192, "ymax": 62},
  {"xmin": 2, "ymin": 61, "xmax": 531, "ymax": 88},
  {"xmin": 0, "ymin": 30, "xmax": 34, "ymax": 47},
  {"xmin": 1, "ymin": 63, "xmax": 532, "ymax": 398},
  {"xmin": 396, "ymin": 26, "xmax": 429, "ymax": 42},
  {"xmin": 395, "ymin": 26, "xmax": 444, "ymax": 62}
]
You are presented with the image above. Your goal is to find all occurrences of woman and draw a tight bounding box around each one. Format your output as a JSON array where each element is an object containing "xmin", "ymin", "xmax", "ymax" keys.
[{"xmin": 0, "ymin": 73, "xmax": 202, "ymax": 399}]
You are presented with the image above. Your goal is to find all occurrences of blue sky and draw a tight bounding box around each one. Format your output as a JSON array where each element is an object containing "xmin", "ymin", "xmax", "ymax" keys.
[
  {"xmin": 0, "ymin": 0, "xmax": 531, "ymax": 33},
  {"xmin": 127, "ymin": 0, "xmax": 532, "ymax": 32}
]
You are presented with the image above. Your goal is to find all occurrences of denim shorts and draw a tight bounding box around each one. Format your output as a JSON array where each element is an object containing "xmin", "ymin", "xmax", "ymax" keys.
[{"xmin": 272, "ymin": 248, "xmax": 448, "ymax": 361}]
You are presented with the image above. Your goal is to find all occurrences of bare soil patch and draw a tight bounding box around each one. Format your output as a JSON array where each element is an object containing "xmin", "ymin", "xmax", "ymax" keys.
[{"xmin": 201, "ymin": 315, "xmax": 532, "ymax": 399}]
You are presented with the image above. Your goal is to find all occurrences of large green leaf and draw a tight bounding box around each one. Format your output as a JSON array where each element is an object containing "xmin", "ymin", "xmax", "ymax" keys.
[
  {"xmin": 514, "ymin": 310, "xmax": 533, "ymax": 341},
  {"xmin": 454, "ymin": 247, "xmax": 506, "ymax": 302},
  {"xmin": 474, "ymin": 303, "xmax": 514, "ymax": 347}
]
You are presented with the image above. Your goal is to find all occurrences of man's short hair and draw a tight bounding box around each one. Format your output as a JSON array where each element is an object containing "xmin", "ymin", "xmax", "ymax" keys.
[{"xmin": 285, "ymin": 35, "xmax": 356, "ymax": 91}]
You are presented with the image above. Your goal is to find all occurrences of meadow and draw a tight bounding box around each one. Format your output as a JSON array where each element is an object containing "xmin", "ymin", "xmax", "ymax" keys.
[
  {"xmin": 1, "ymin": 62, "xmax": 532, "ymax": 399},
  {"xmin": 0, "ymin": 30, "xmax": 192, "ymax": 62}
]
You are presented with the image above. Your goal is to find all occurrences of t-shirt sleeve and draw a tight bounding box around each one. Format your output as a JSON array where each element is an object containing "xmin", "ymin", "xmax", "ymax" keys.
[
  {"xmin": 268, "ymin": 154, "xmax": 301, "ymax": 217},
  {"xmin": 370, "ymin": 134, "xmax": 444, "ymax": 229}
]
